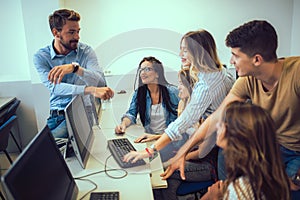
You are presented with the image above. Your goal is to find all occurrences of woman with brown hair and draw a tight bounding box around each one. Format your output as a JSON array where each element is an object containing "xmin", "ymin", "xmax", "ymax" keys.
[{"xmin": 203, "ymin": 101, "xmax": 290, "ymax": 199}]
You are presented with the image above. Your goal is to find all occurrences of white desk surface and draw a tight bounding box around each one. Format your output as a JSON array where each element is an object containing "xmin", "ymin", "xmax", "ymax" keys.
[
  {"xmin": 68, "ymin": 92, "xmax": 167, "ymax": 200},
  {"xmin": 0, "ymin": 97, "xmax": 16, "ymax": 110},
  {"xmin": 0, "ymin": 97, "xmax": 16, "ymax": 121}
]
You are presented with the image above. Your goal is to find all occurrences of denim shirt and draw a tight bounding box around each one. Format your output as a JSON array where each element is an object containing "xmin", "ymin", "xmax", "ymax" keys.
[
  {"xmin": 122, "ymin": 85, "xmax": 180, "ymax": 133},
  {"xmin": 33, "ymin": 41, "xmax": 106, "ymax": 111}
]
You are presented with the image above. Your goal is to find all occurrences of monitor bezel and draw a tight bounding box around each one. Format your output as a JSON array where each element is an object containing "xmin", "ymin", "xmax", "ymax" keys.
[
  {"xmin": 1, "ymin": 125, "xmax": 78, "ymax": 200},
  {"xmin": 64, "ymin": 95, "xmax": 95, "ymax": 169}
]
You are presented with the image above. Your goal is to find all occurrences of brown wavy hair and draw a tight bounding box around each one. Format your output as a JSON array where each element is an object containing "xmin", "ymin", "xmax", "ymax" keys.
[{"xmin": 222, "ymin": 101, "xmax": 290, "ymax": 200}]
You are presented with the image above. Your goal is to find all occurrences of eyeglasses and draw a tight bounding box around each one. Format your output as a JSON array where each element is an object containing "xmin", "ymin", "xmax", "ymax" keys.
[{"xmin": 139, "ymin": 67, "xmax": 154, "ymax": 73}]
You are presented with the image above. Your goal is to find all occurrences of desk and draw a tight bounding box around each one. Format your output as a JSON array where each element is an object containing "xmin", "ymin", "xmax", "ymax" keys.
[
  {"xmin": 0, "ymin": 97, "xmax": 16, "ymax": 122},
  {"xmin": 67, "ymin": 93, "xmax": 166, "ymax": 200},
  {"xmin": 0, "ymin": 97, "xmax": 16, "ymax": 110}
]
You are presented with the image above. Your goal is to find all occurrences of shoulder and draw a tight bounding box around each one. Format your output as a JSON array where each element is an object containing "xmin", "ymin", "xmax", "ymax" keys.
[
  {"xmin": 282, "ymin": 56, "xmax": 300, "ymax": 72},
  {"xmin": 34, "ymin": 45, "xmax": 51, "ymax": 56},
  {"xmin": 227, "ymin": 177, "xmax": 254, "ymax": 199},
  {"xmin": 33, "ymin": 45, "xmax": 52, "ymax": 62},
  {"xmin": 77, "ymin": 42, "xmax": 95, "ymax": 54},
  {"xmin": 166, "ymin": 84, "xmax": 179, "ymax": 93}
]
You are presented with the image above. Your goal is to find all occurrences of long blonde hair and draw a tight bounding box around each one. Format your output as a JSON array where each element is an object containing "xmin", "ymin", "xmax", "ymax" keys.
[
  {"xmin": 222, "ymin": 101, "xmax": 290, "ymax": 200},
  {"xmin": 181, "ymin": 30, "xmax": 223, "ymax": 84}
]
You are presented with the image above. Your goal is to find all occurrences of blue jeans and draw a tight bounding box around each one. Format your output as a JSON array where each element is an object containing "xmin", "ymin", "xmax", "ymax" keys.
[
  {"xmin": 280, "ymin": 145, "xmax": 300, "ymax": 177},
  {"xmin": 153, "ymin": 161, "xmax": 212, "ymax": 200},
  {"xmin": 217, "ymin": 148, "xmax": 226, "ymax": 180},
  {"xmin": 47, "ymin": 115, "xmax": 68, "ymax": 138},
  {"xmin": 153, "ymin": 146, "xmax": 218, "ymax": 200},
  {"xmin": 159, "ymin": 133, "xmax": 189, "ymax": 162}
]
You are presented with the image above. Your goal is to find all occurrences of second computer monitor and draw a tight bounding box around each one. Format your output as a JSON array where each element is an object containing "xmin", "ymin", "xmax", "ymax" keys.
[
  {"xmin": 64, "ymin": 95, "xmax": 95, "ymax": 169},
  {"xmin": 1, "ymin": 125, "xmax": 78, "ymax": 200}
]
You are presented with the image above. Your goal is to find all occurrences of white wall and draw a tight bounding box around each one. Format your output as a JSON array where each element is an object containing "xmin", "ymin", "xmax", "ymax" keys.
[
  {"xmin": 0, "ymin": 0, "xmax": 60, "ymax": 149},
  {"xmin": 0, "ymin": 0, "xmax": 299, "ymax": 147},
  {"xmin": 291, "ymin": 0, "xmax": 300, "ymax": 56},
  {"xmin": 64, "ymin": 0, "xmax": 295, "ymax": 77},
  {"xmin": 0, "ymin": 0, "xmax": 30, "ymax": 82}
]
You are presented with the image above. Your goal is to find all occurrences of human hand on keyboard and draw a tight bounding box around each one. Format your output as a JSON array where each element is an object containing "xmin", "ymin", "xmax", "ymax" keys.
[
  {"xmin": 134, "ymin": 133, "xmax": 161, "ymax": 143},
  {"xmin": 123, "ymin": 150, "xmax": 149, "ymax": 163}
]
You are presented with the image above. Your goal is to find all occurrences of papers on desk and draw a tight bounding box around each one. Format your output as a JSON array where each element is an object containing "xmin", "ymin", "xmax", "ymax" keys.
[{"xmin": 146, "ymin": 142, "xmax": 168, "ymax": 189}]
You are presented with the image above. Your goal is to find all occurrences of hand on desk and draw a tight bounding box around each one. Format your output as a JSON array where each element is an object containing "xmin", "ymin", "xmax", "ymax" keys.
[
  {"xmin": 115, "ymin": 124, "xmax": 126, "ymax": 134},
  {"xmin": 85, "ymin": 86, "xmax": 114, "ymax": 100},
  {"xmin": 134, "ymin": 133, "xmax": 161, "ymax": 143},
  {"xmin": 123, "ymin": 150, "xmax": 150, "ymax": 164}
]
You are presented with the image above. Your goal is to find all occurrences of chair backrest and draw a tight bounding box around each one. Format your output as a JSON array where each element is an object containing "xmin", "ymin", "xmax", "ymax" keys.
[
  {"xmin": 0, "ymin": 115, "xmax": 17, "ymax": 151},
  {"xmin": 3, "ymin": 99, "xmax": 21, "ymax": 122}
]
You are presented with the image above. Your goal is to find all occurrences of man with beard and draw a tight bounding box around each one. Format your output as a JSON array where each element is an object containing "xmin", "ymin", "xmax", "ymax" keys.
[{"xmin": 34, "ymin": 9, "xmax": 114, "ymax": 138}]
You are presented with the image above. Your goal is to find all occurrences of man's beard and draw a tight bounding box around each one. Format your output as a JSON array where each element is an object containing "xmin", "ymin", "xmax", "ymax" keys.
[{"xmin": 60, "ymin": 36, "xmax": 78, "ymax": 51}]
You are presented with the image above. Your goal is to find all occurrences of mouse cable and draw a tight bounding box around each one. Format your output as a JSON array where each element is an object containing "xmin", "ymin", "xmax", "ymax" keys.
[
  {"xmin": 75, "ymin": 178, "xmax": 97, "ymax": 200},
  {"xmin": 104, "ymin": 155, "xmax": 128, "ymax": 179}
]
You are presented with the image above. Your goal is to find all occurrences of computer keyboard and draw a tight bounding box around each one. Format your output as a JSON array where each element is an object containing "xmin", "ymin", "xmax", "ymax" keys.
[
  {"xmin": 107, "ymin": 138, "xmax": 146, "ymax": 168},
  {"xmin": 90, "ymin": 191, "xmax": 119, "ymax": 200}
]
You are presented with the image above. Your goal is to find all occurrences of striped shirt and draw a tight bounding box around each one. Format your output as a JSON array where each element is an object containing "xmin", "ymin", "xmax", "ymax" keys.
[
  {"xmin": 165, "ymin": 67, "xmax": 235, "ymax": 141},
  {"xmin": 224, "ymin": 177, "xmax": 265, "ymax": 200}
]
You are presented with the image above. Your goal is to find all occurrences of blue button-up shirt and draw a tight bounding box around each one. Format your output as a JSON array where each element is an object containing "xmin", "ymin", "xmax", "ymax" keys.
[{"xmin": 33, "ymin": 41, "xmax": 106, "ymax": 111}]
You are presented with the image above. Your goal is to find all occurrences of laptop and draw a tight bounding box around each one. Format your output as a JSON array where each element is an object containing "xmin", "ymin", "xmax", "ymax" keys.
[{"xmin": 1, "ymin": 125, "xmax": 78, "ymax": 200}]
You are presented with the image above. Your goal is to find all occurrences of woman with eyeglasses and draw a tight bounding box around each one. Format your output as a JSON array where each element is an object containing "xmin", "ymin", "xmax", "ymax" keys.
[
  {"xmin": 115, "ymin": 56, "xmax": 188, "ymax": 162},
  {"xmin": 124, "ymin": 30, "xmax": 235, "ymax": 199}
]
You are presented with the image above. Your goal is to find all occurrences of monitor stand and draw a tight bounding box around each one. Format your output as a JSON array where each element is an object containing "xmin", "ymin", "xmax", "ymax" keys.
[{"xmin": 64, "ymin": 139, "xmax": 75, "ymax": 159}]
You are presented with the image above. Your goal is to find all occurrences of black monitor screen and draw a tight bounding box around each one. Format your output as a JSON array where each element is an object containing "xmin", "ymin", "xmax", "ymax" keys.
[
  {"xmin": 1, "ymin": 126, "xmax": 78, "ymax": 200},
  {"xmin": 65, "ymin": 95, "xmax": 94, "ymax": 168}
]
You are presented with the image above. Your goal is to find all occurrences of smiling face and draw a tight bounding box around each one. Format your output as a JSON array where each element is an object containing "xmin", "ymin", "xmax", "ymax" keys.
[
  {"xmin": 179, "ymin": 39, "xmax": 192, "ymax": 68},
  {"xmin": 54, "ymin": 20, "xmax": 80, "ymax": 53},
  {"xmin": 139, "ymin": 61, "xmax": 158, "ymax": 85},
  {"xmin": 230, "ymin": 47, "xmax": 256, "ymax": 77}
]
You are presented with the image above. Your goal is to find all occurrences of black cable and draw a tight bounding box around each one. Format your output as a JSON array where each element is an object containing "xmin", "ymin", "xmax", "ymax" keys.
[
  {"xmin": 104, "ymin": 155, "xmax": 128, "ymax": 179},
  {"xmin": 73, "ymin": 155, "xmax": 127, "ymax": 199},
  {"xmin": 75, "ymin": 178, "xmax": 97, "ymax": 200}
]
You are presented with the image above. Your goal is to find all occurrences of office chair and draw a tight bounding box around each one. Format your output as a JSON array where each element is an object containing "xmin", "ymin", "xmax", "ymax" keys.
[
  {"xmin": 0, "ymin": 190, "xmax": 5, "ymax": 200},
  {"xmin": 0, "ymin": 115, "xmax": 17, "ymax": 164},
  {"xmin": 2, "ymin": 99, "xmax": 22, "ymax": 152},
  {"xmin": 176, "ymin": 146, "xmax": 219, "ymax": 199},
  {"xmin": 177, "ymin": 180, "xmax": 214, "ymax": 199}
]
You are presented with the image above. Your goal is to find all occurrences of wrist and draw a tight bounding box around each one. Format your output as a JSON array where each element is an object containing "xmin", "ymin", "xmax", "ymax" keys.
[
  {"xmin": 72, "ymin": 62, "xmax": 79, "ymax": 73},
  {"xmin": 84, "ymin": 86, "xmax": 95, "ymax": 95},
  {"xmin": 145, "ymin": 148, "xmax": 152, "ymax": 158},
  {"xmin": 150, "ymin": 143, "xmax": 158, "ymax": 153}
]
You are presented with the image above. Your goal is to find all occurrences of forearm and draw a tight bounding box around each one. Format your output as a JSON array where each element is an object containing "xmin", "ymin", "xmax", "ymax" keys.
[
  {"xmin": 152, "ymin": 133, "xmax": 172, "ymax": 151},
  {"xmin": 174, "ymin": 116, "xmax": 214, "ymax": 160},
  {"xmin": 121, "ymin": 117, "xmax": 132, "ymax": 127},
  {"xmin": 80, "ymin": 68, "xmax": 106, "ymax": 87},
  {"xmin": 185, "ymin": 149, "xmax": 200, "ymax": 160}
]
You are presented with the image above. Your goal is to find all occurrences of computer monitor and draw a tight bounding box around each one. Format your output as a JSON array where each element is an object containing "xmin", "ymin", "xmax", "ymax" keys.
[
  {"xmin": 64, "ymin": 95, "xmax": 94, "ymax": 169},
  {"xmin": 1, "ymin": 125, "xmax": 78, "ymax": 200}
]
